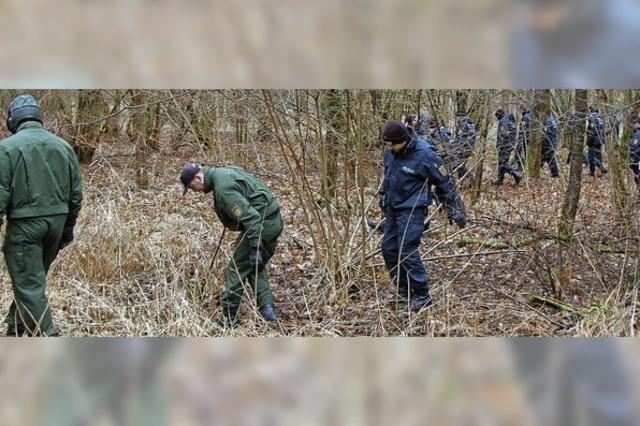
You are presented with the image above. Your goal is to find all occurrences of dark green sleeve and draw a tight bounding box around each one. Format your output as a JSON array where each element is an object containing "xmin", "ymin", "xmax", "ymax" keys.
[
  {"xmin": 67, "ymin": 149, "xmax": 83, "ymax": 225},
  {"xmin": 218, "ymin": 188, "xmax": 264, "ymax": 247},
  {"xmin": 0, "ymin": 149, "xmax": 11, "ymax": 222}
]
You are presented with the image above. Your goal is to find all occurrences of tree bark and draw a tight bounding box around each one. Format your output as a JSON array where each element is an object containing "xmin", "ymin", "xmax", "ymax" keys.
[
  {"xmin": 74, "ymin": 89, "xmax": 108, "ymax": 164},
  {"xmin": 557, "ymin": 89, "xmax": 587, "ymax": 294},
  {"xmin": 527, "ymin": 90, "xmax": 550, "ymax": 178}
]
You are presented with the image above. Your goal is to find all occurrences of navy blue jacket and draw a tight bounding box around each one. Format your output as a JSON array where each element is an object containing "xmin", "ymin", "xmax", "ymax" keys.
[
  {"xmin": 456, "ymin": 116, "xmax": 476, "ymax": 150},
  {"xmin": 497, "ymin": 114, "xmax": 517, "ymax": 149},
  {"xmin": 381, "ymin": 137, "xmax": 458, "ymax": 211},
  {"xmin": 543, "ymin": 114, "xmax": 558, "ymax": 149},
  {"xmin": 630, "ymin": 129, "xmax": 640, "ymax": 161},
  {"xmin": 587, "ymin": 112, "xmax": 605, "ymax": 146}
]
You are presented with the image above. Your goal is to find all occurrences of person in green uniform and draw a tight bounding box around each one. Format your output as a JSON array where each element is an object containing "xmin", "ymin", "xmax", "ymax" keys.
[
  {"xmin": 0, "ymin": 94, "xmax": 83, "ymax": 337},
  {"xmin": 180, "ymin": 163, "xmax": 283, "ymax": 326}
]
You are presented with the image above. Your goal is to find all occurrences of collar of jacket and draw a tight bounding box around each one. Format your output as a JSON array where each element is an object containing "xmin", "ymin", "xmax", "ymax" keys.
[
  {"xmin": 394, "ymin": 137, "xmax": 417, "ymax": 158},
  {"xmin": 202, "ymin": 167, "xmax": 214, "ymax": 193},
  {"xmin": 16, "ymin": 120, "xmax": 43, "ymax": 132}
]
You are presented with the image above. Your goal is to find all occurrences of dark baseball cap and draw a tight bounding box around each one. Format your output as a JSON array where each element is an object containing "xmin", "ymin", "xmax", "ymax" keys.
[{"xmin": 180, "ymin": 163, "xmax": 201, "ymax": 195}]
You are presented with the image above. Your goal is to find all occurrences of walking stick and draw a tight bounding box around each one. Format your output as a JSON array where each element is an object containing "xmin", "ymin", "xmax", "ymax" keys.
[{"xmin": 209, "ymin": 228, "xmax": 227, "ymax": 271}]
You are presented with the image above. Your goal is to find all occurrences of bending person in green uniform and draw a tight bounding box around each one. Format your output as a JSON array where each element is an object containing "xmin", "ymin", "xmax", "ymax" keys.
[
  {"xmin": 180, "ymin": 163, "xmax": 283, "ymax": 326},
  {"xmin": 0, "ymin": 94, "xmax": 83, "ymax": 337}
]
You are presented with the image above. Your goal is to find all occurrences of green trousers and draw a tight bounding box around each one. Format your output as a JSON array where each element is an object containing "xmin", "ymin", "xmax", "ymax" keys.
[
  {"xmin": 3, "ymin": 214, "xmax": 66, "ymax": 336},
  {"xmin": 221, "ymin": 214, "xmax": 283, "ymax": 311}
]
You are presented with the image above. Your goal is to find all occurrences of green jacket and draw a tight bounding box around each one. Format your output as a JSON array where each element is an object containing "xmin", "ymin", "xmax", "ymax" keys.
[
  {"xmin": 204, "ymin": 167, "xmax": 279, "ymax": 247},
  {"xmin": 0, "ymin": 121, "xmax": 83, "ymax": 222}
]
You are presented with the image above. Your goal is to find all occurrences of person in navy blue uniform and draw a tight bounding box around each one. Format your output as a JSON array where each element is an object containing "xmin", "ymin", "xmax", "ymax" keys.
[
  {"xmin": 404, "ymin": 114, "xmax": 419, "ymax": 140},
  {"xmin": 454, "ymin": 109, "xmax": 477, "ymax": 180},
  {"xmin": 587, "ymin": 107, "xmax": 608, "ymax": 176},
  {"xmin": 379, "ymin": 121, "xmax": 466, "ymax": 310},
  {"xmin": 417, "ymin": 114, "xmax": 429, "ymax": 138},
  {"xmin": 542, "ymin": 113, "xmax": 560, "ymax": 177},
  {"xmin": 629, "ymin": 118, "xmax": 640, "ymax": 191},
  {"xmin": 495, "ymin": 108, "xmax": 523, "ymax": 186},
  {"xmin": 424, "ymin": 116, "xmax": 441, "ymax": 148},
  {"xmin": 516, "ymin": 106, "xmax": 531, "ymax": 171}
]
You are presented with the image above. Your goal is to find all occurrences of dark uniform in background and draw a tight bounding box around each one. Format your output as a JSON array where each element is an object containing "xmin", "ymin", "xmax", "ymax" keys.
[
  {"xmin": 516, "ymin": 106, "xmax": 530, "ymax": 171},
  {"xmin": 379, "ymin": 121, "xmax": 466, "ymax": 310},
  {"xmin": 629, "ymin": 119, "xmax": 640, "ymax": 191},
  {"xmin": 416, "ymin": 114, "xmax": 429, "ymax": 138},
  {"xmin": 429, "ymin": 126, "xmax": 456, "ymax": 175},
  {"xmin": 495, "ymin": 108, "xmax": 523, "ymax": 186},
  {"xmin": 542, "ymin": 113, "xmax": 560, "ymax": 177},
  {"xmin": 181, "ymin": 165, "xmax": 283, "ymax": 325},
  {"xmin": 404, "ymin": 114, "xmax": 418, "ymax": 140},
  {"xmin": 587, "ymin": 108, "xmax": 608, "ymax": 176},
  {"xmin": 454, "ymin": 110, "xmax": 477, "ymax": 180},
  {"xmin": 0, "ymin": 94, "xmax": 83, "ymax": 337}
]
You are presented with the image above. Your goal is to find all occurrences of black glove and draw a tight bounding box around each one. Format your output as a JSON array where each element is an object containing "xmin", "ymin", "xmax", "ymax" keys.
[
  {"xmin": 448, "ymin": 211, "xmax": 467, "ymax": 229},
  {"xmin": 59, "ymin": 225, "xmax": 75, "ymax": 250},
  {"xmin": 249, "ymin": 246, "xmax": 265, "ymax": 272}
]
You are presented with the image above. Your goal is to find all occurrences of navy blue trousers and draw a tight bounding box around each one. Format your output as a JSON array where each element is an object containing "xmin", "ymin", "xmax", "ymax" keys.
[{"xmin": 381, "ymin": 207, "xmax": 429, "ymax": 298}]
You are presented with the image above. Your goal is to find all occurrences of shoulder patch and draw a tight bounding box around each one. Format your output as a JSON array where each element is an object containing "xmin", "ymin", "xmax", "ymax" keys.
[
  {"xmin": 438, "ymin": 164, "xmax": 448, "ymax": 176},
  {"xmin": 231, "ymin": 205, "xmax": 243, "ymax": 218}
]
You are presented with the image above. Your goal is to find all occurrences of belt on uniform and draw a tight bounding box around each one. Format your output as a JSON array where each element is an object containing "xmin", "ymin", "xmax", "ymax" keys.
[{"xmin": 264, "ymin": 207, "xmax": 280, "ymax": 221}]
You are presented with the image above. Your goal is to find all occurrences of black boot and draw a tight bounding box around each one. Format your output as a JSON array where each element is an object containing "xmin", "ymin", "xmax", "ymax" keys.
[
  {"xmin": 409, "ymin": 293, "xmax": 434, "ymax": 311},
  {"xmin": 218, "ymin": 306, "xmax": 238, "ymax": 328},
  {"xmin": 513, "ymin": 170, "xmax": 523, "ymax": 185},
  {"xmin": 6, "ymin": 324, "xmax": 25, "ymax": 337},
  {"xmin": 259, "ymin": 304, "xmax": 278, "ymax": 322}
]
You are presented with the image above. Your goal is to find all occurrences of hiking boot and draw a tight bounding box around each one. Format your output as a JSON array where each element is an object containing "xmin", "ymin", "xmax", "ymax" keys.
[
  {"xmin": 409, "ymin": 294, "xmax": 434, "ymax": 311},
  {"xmin": 259, "ymin": 304, "xmax": 278, "ymax": 322}
]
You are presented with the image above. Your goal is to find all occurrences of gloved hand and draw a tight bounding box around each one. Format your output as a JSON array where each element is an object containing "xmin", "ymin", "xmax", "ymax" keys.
[
  {"xmin": 59, "ymin": 225, "xmax": 75, "ymax": 250},
  {"xmin": 249, "ymin": 246, "xmax": 265, "ymax": 272},
  {"xmin": 448, "ymin": 210, "xmax": 467, "ymax": 229}
]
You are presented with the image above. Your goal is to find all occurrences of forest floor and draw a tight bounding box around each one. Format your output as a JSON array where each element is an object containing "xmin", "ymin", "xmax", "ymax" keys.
[{"xmin": 1, "ymin": 137, "xmax": 638, "ymax": 336}]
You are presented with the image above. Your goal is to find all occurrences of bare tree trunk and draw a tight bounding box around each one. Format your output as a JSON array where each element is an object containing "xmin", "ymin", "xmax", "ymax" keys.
[
  {"xmin": 471, "ymin": 91, "xmax": 491, "ymax": 205},
  {"xmin": 558, "ymin": 89, "xmax": 587, "ymax": 295},
  {"xmin": 527, "ymin": 90, "xmax": 550, "ymax": 178},
  {"xmin": 596, "ymin": 90, "xmax": 631, "ymax": 228},
  {"xmin": 74, "ymin": 89, "xmax": 108, "ymax": 163},
  {"xmin": 127, "ymin": 90, "xmax": 161, "ymax": 189},
  {"xmin": 321, "ymin": 89, "xmax": 340, "ymax": 200}
]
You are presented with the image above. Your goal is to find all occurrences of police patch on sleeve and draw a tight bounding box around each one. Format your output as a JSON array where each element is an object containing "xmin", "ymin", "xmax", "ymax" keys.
[
  {"xmin": 438, "ymin": 164, "xmax": 448, "ymax": 176},
  {"xmin": 231, "ymin": 205, "xmax": 243, "ymax": 218}
]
